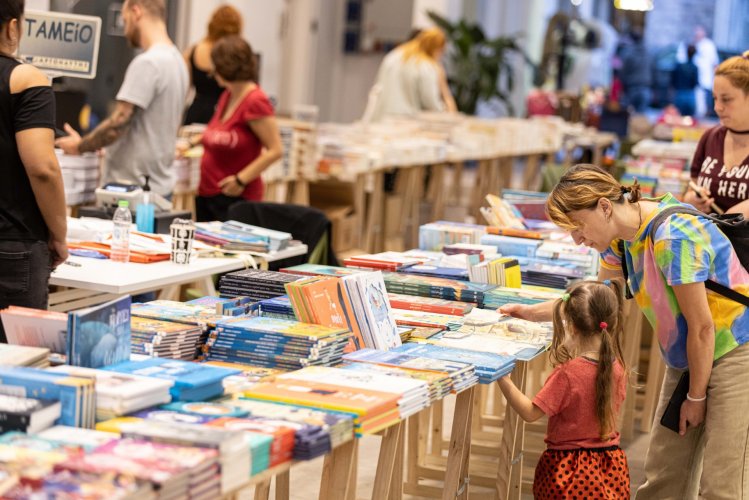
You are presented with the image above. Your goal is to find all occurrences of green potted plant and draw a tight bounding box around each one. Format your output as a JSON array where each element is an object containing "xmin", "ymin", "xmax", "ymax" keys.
[{"xmin": 428, "ymin": 11, "xmax": 536, "ymax": 116}]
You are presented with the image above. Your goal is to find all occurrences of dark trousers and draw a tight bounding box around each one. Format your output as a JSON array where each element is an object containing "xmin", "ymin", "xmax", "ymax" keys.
[
  {"xmin": 0, "ymin": 240, "xmax": 51, "ymax": 343},
  {"xmin": 196, "ymin": 194, "xmax": 243, "ymax": 222}
]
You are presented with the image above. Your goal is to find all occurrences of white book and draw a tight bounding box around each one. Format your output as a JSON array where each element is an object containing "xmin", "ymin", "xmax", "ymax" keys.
[
  {"xmin": 0, "ymin": 307, "xmax": 66, "ymax": 353},
  {"xmin": 356, "ymin": 272, "xmax": 401, "ymax": 350},
  {"xmin": 47, "ymin": 365, "xmax": 173, "ymax": 401},
  {"xmin": 0, "ymin": 344, "xmax": 50, "ymax": 367}
]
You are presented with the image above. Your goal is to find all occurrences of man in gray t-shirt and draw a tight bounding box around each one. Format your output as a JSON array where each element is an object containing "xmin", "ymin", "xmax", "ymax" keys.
[{"xmin": 56, "ymin": 0, "xmax": 188, "ymax": 197}]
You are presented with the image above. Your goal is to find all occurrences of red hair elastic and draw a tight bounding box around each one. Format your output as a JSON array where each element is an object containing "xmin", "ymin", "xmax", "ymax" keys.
[{"xmin": 599, "ymin": 322, "xmax": 608, "ymax": 330}]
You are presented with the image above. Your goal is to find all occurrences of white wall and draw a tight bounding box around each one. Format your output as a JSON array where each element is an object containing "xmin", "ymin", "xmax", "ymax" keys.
[
  {"xmin": 26, "ymin": 0, "xmax": 50, "ymax": 11},
  {"xmin": 179, "ymin": 0, "xmax": 284, "ymax": 104}
]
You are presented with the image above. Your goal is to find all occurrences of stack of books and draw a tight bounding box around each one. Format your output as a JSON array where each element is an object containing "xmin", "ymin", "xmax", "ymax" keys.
[
  {"xmin": 479, "ymin": 234, "xmax": 542, "ymax": 258},
  {"xmin": 342, "ymin": 348, "xmax": 477, "ymax": 393},
  {"xmin": 0, "ymin": 367, "xmax": 95, "ymax": 427},
  {"xmin": 220, "ymin": 220, "xmax": 292, "ymax": 251},
  {"xmin": 343, "ymin": 252, "xmax": 425, "ymax": 271},
  {"xmin": 400, "ymin": 263, "xmax": 470, "ymax": 281},
  {"xmin": 232, "ymin": 397, "xmax": 355, "ymax": 451},
  {"xmin": 418, "ymin": 221, "xmax": 487, "ymax": 251},
  {"xmin": 341, "ymin": 362, "xmax": 452, "ymax": 404},
  {"xmin": 481, "ymin": 286, "xmax": 562, "ymax": 310},
  {"xmin": 0, "ymin": 344, "xmax": 50, "ymax": 368},
  {"xmin": 284, "ymin": 276, "xmax": 364, "ymax": 351},
  {"xmin": 388, "ymin": 293, "xmax": 473, "ymax": 316},
  {"xmin": 102, "ymin": 358, "xmax": 240, "ymax": 402},
  {"xmin": 58, "ymin": 438, "xmax": 219, "ymax": 499},
  {"xmin": 468, "ymin": 256, "xmax": 522, "ymax": 287},
  {"xmin": 194, "ymin": 221, "xmax": 271, "ymax": 252},
  {"xmin": 47, "ymin": 366, "xmax": 173, "ymax": 421},
  {"xmin": 390, "ymin": 309, "xmax": 463, "ymax": 330},
  {"xmin": 204, "ymin": 317, "xmax": 350, "ymax": 370},
  {"xmin": 339, "ymin": 272, "xmax": 401, "ymax": 350},
  {"xmin": 218, "ymin": 269, "xmax": 305, "ymax": 301},
  {"xmin": 393, "ymin": 343, "xmax": 515, "ymax": 384},
  {"xmin": 280, "ymin": 263, "xmax": 363, "ymax": 277},
  {"xmin": 36, "ymin": 426, "xmax": 120, "ymax": 451},
  {"xmin": 514, "ymin": 257, "xmax": 586, "ymax": 289},
  {"xmin": 256, "ymin": 295, "xmax": 296, "ymax": 320},
  {"xmin": 202, "ymin": 361, "xmax": 284, "ymax": 394},
  {"xmin": 206, "ymin": 417, "xmax": 296, "ymax": 467},
  {"xmin": 131, "ymin": 300, "xmax": 232, "ymax": 330},
  {"xmin": 130, "ymin": 316, "xmax": 203, "ymax": 360},
  {"xmin": 119, "ymin": 420, "xmax": 250, "ymax": 494},
  {"xmin": 0, "ymin": 395, "xmax": 61, "ymax": 434},
  {"xmin": 382, "ymin": 272, "xmax": 496, "ymax": 306},
  {"xmin": 535, "ymin": 241, "xmax": 598, "ymax": 276},
  {"xmin": 244, "ymin": 378, "xmax": 400, "ymax": 436},
  {"xmin": 278, "ymin": 366, "xmax": 430, "ymax": 419}
]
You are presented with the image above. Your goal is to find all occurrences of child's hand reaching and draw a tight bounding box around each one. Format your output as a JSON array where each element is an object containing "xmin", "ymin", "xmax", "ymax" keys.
[{"xmin": 499, "ymin": 304, "xmax": 535, "ymax": 321}]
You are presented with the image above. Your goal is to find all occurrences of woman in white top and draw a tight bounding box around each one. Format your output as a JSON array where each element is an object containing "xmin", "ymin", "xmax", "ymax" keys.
[{"xmin": 368, "ymin": 28, "xmax": 456, "ymax": 122}]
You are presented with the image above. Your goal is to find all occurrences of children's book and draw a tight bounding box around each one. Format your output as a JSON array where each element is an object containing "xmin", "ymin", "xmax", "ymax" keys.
[{"xmin": 67, "ymin": 295, "xmax": 131, "ymax": 368}]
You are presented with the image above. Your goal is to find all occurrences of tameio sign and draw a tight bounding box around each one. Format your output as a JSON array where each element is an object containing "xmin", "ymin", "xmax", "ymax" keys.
[{"xmin": 18, "ymin": 10, "xmax": 102, "ymax": 79}]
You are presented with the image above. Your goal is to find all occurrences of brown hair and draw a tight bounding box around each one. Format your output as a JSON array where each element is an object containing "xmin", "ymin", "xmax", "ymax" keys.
[
  {"xmin": 401, "ymin": 27, "xmax": 446, "ymax": 62},
  {"xmin": 715, "ymin": 50, "xmax": 749, "ymax": 95},
  {"xmin": 546, "ymin": 164, "xmax": 641, "ymax": 231},
  {"xmin": 207, "ymin": 5, "xmax": 242, "ymax": 42},
  {"xmin": 551, "ymin": 280, "xmax": 627, "ymax": 440},
  {"xmin": 0, "ymin": 0, "xmax": 23, "ymax": 28},
  {"xmin": 125, "ymin": 0, "xmax": 165, "ymax": 20},
  {"xmin": 211, "ymin": 35, "xmax": 257, "ymax": 82}
]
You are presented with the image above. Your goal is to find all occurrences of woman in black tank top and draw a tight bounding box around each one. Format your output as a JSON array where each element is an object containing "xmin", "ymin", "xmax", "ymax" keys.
[
  {"xmin": 0, "ymin": 0, "xmax": 69, "ymax": 342},
  {"xmin": 183, "ymin": 5, "xmax": 243, "ymax": 125}
]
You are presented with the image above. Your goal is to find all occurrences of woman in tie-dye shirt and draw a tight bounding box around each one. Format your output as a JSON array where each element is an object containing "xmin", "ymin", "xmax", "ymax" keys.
[{"xmin": 501, "ymin": 164, "xmax": 749, "ymax": 499}]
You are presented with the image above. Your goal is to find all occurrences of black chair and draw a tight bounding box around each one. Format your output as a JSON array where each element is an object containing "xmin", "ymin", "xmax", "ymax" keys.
[{"xmin": 226, "ymin": 201, "xmax": 339, "ymax": 270}]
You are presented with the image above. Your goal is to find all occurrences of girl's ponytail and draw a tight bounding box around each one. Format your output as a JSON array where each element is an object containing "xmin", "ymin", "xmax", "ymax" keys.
[{"xmin": 595, "ymin": 323, "xmax": 615, "ymax": 440}]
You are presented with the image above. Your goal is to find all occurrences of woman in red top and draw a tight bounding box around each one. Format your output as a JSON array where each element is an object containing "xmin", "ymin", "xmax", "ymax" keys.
[
  {"xmin": 498, "ymin": 280, "xmax": 630, "ymax": 499},
  {"xmin": 187, "ymin": 35, "xmax": 282, "ymax": 222}
]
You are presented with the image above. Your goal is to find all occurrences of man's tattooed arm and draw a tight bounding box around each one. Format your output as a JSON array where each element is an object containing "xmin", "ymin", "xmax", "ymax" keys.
[{"xmin": 78, "ymin": 101, "xmax": 137, "ymax": 153}]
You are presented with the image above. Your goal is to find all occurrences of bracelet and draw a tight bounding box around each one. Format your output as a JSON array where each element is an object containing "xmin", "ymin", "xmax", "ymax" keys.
[
  {"xmin": 234, "ymin": 174, "xmax": 246, "ymax": 188},
  {"xmin": 686, "ymin": 393, "xmax": 707, "ymax": 402}
]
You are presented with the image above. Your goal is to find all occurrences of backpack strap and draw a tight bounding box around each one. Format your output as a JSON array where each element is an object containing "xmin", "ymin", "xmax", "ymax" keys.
[
  {"xmin": 618, "ymin": 239, "xmax": 633, "ymax": 299},
  {"xmin": 649, "ymin": 205, "xmax": 749, "ymax": 308}
]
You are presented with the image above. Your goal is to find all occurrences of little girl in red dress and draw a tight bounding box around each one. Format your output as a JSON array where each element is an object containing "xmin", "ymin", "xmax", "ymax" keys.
[{"xmin": 498, "ymin": 280, "xmax": 630, "ymax": 499}]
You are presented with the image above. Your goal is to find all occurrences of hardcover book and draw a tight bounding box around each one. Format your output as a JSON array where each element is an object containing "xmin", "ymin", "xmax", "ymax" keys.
[{"xmin": 67, "ymin": 296, "xmax": 132, "ymax": 369}]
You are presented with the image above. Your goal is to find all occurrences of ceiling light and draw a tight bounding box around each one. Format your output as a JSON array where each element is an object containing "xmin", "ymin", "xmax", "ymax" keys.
[{"xmin": 614, "ymin": 0, "xmax": 654, "ymax": 11}]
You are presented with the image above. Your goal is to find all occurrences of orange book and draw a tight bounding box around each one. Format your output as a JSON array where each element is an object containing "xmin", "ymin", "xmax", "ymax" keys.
[
  {"xmin": 243, "ymin": 379, "xmax": 399, "ymax": 419},
  {"xmin": 486, "ymin": 227, "xmax": 543, "ymax": 239}
]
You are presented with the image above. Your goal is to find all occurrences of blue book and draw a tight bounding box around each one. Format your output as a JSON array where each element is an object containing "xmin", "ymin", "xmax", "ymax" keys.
[
  {"xmin": 102, "ymin": 358, "xmax": 239, "ymax": 401},
  {"xmin": 392, "ymin": 343, "xmax": 514, "ymax": 374},
  {"xmin": 479, "ymin": 235, "xmax": 541, "ymax": 258},
  {"xmin": 67, "ymin": 295, "xmax": 131, "ymax": 369},
  {"xmin": 160, "ymin": 401, "xmax": 249, "ymax": 419},
  {"xmin": 400, "ymin": 265, "xmax": 470, "ymax": 281}
]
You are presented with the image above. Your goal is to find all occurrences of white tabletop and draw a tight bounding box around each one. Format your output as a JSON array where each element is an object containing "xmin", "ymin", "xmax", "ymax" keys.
[{"xmin": 49, "ymin": 244, "xmax": 308, "ymax": 294}]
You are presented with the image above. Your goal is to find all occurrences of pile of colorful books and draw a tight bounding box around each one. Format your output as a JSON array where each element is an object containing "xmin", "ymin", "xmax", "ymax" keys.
[
  {"xmin": 256, "ymin": 295, "xmax": 296, "ymax": 320},
  {"xmin": 218, "ymin": 269, "xmax": 305, "ymax": 301},
  {"xmin": 102, "ymin": 358, "xmax": 239, "ymax": 402},
  {"xmin": 481, "ymin": 286, "xmax": 562, "ymax": 310},
  {"xmin": 343, "ymin": 348, "xmax": 477, "ymax": 394},
  {"xmin": 392, "ymin": 343, "xmax": 515, "ymax": 384},
  {"xmin": 382, "ymin": 272, "xmax": 496, "ymax": 306},
  {"xmin": 204, "ymin": 316, "xmax": 351, "ymax": 370},
  {"xmin": 130, "ymin": 316, "xmax": 204, "ymax": 360},
  {"xmin": 390, "ymin": 309, "xmax": 464, "ymax": 330}
]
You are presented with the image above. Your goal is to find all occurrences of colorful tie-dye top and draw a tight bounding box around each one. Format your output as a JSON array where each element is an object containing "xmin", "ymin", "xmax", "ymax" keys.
[{"xmin": 600, "ymin": 193, "xmax": 749, "ymax": 369}]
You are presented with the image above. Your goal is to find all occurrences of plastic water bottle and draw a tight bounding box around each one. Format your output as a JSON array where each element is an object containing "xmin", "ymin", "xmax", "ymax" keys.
[
  {"xmin": 136, "ymin": 175, "xmax": 155, "ymax": 233},
  {"xmin": 111, "ymin": 200, "xmax": 132, "ymax": 263}
]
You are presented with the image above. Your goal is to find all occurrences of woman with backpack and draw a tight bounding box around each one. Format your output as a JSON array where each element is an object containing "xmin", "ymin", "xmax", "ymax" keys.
[{"xmin": 500, "ymin": 163, "xmax": 749, "ymax": 499}]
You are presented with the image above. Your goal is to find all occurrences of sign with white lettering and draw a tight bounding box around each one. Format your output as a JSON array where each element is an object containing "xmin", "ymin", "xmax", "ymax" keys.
[{"xmin": 18, "ymin": 10, "xmax": 101, "ymax": 79}]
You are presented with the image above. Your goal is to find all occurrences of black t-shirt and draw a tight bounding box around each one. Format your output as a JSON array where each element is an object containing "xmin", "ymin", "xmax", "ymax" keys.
[
  {"xmin": 691, "ymin": 125, "xmax": 749, "ymax": 212},
  {"xmin": 0, "ymin": 54, "xmax": 55, "ymax": 241}
]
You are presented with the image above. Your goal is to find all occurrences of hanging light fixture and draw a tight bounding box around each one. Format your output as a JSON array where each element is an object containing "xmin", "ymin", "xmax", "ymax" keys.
[{"xmin": 614, "ymin": 0, "xmax": 654, "ymax": 10}]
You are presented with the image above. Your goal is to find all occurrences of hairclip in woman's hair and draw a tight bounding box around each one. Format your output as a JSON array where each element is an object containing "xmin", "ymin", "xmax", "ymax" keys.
[
  {"xmin": 620, "ymin": 185, "xmax": 632, "ymax": 194},
  {"xmin": 562, "ymin": 293, "xmax": 570, "ymax": 302},
  {"xmin": 599, "ymin": 321, "xmax": 608, "ymax": 330},
  {"xmin": 603, "ymin": 279, "xmax": 611, "ymax": 286}
]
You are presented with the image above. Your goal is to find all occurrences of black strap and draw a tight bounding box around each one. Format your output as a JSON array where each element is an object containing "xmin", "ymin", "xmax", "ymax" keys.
[
  {"xmin": 618, "ymin": 240, "xmax": 633, "ymax": 299},
  {"xmin": 650, "ymin": 206, "xmax": 749, "ymax": 307}
]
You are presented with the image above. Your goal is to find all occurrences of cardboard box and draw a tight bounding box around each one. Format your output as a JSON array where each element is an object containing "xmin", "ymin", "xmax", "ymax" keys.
[{"xmin": 309, "ymin": 181, "xmax": 359, "ymax": 253}]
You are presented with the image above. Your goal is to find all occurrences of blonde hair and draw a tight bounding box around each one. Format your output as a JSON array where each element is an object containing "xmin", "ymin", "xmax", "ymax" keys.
[
  {"xmin": 715, "ymin": 50, "xmax": 749, "ymax": 95},
  {"xmin": 546, "ymin": 164, "xmax": 641, "ymax": 231},
  {"xmin": 207, "ymin": 5, "xmax": 242, "ymax": 42},
  {"xmin": 551, "ymin": 280, "xmax": 627, "ymax": 440},
  {"xmin": 400, "ymin": 28, "xmax": 446, "ymax": 62}
]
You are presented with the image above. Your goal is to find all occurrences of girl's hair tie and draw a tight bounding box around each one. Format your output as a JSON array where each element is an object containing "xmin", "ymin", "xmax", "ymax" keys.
[
  {"xmin": 599, "ymin": 321, "xmax": 608, "ymax": 330},
  {"xmin": 603, "ymin": 279, "xmax": 611, "ymax": 286},
  {"xmin": 562, "ymin": 293, "xmax": 570, "ymax": 302}
]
